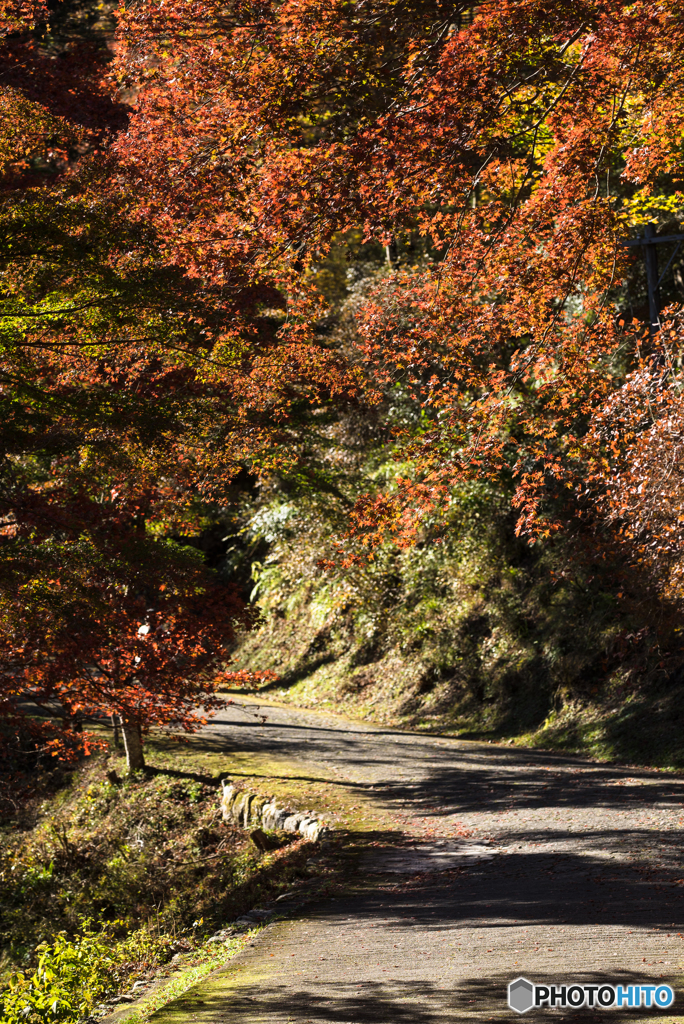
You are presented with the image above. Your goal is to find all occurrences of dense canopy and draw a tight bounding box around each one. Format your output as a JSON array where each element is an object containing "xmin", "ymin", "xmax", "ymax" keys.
[{"xmin": 2, "ymin": 0, "xmax": 684, "ymax": 764}]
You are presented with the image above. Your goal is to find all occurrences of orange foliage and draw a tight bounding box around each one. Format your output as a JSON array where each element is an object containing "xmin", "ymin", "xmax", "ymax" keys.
[
  {"xmin": 107, "ymin": 0, "xmax": 684, "ymax": 562},
  {"xmin": 6, "ymin": 0, "xmax": 684, "ymax": 762},
  {"xmin": 217, "ymin": 670, "xmax": 280, "ymax": 688}
]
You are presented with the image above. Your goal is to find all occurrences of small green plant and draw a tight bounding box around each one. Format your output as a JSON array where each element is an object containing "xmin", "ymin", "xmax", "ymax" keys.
[{"xmin": 0, "ymin": 928, "xmax": 118, "ymax": 1023}]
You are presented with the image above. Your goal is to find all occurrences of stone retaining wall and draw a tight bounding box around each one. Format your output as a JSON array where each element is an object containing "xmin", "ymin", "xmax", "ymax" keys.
[{"xmin": 220, "ymin": 780, "xmax": 329, "ymax": 842}]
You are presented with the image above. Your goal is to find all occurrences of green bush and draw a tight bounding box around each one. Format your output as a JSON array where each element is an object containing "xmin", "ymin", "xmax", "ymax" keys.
[{"xmin": 0, "ymin": 929, "xmax": 118, "ymax": 1023}]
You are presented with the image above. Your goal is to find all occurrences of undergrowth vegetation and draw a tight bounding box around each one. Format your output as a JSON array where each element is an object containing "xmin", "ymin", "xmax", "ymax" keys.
[
  {"xmin": 0, "ymin": 751, "xmax": 314, "ymax": 1022},
  {"xmin": 209, "ymin": 257, "xmax": 684, "ymax": 770},
  {"xmin": 232, "ymin": 470, "xmax": 684, "ymax": 768}
]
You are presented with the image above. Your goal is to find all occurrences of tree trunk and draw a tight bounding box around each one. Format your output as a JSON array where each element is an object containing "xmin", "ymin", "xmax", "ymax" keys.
[{"xmin": 121, "ymin": 718, "xmax": 145, "ymax": 771}]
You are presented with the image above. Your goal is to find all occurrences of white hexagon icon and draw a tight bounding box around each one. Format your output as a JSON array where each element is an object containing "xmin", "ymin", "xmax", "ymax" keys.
[{"xmin": 508, "ymin": 977, "xmax": 535, "ymax": 1014}]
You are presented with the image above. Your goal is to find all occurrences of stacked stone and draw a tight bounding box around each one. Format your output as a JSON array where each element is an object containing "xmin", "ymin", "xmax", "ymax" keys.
[{"xmin": 220, "ymin": 780, "xmax": 328, "ymax": 842}]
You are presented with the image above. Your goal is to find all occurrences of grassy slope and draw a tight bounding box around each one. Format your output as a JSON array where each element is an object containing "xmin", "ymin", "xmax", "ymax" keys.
[
  {"xmin": 229, "ymin": 488, "xmax": 684, "ymax": 770},
  {"xmin": 0, "ymin": 734, "xmax": 340, "ymax": 1017}
]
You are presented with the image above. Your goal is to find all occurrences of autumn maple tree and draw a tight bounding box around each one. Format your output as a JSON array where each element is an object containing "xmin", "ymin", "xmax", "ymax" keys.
[
  {"xmin": 0, "ymin": 0, "xmax": 269, "ymax": 767},
  {"xmin": 4, "ymin": 0, "xmax": 684, "ymax": 766},
  {"xmin": 107, "ymin": 1, "xmax": 684, "ymax": 580}
]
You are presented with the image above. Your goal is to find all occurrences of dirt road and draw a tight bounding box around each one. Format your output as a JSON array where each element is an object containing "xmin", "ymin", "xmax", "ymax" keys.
[{"xmin": 151, "ymin": 699, "xmax": 684, "ymax": 1023}]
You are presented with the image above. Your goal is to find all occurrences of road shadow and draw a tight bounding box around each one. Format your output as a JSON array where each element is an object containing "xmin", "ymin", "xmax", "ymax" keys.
[
  {"xmin": 349, "ymin": 847, "xmax": 684, "ymax": 930},
  {"xmin": 199, "ymin": 700, "xmax": 684, "ymax": 819},
  {"xmin": 200, "ymin": 977, "xmax": 675, "ymax": 1024},
  {"xmin": 156, "ymin": 949, "xmax": 678, "ymax": 1023},
  {"xmin": 144, "ymin": 703, "xmax": 684, "ymax": 1023}
]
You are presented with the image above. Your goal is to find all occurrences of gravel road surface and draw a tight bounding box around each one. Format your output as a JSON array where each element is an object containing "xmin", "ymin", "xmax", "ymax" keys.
[{"xmin": 152, "ymin": 699, "xmax": 684, "ymax": 1023}]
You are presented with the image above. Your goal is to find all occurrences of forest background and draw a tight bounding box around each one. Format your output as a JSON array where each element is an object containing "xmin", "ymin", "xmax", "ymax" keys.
[{"xmin": 3, "ymin": 0, "xmax": 684, "ymax": 1017}]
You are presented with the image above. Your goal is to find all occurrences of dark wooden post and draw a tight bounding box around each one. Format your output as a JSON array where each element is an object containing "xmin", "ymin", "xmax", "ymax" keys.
[
  {"xmin": 624, "ymin": 225, "xmax": 684, "ymax": 336},
  {"xmin": 643, "ymin": 222, "xmax": 661, "ymax": 334}
]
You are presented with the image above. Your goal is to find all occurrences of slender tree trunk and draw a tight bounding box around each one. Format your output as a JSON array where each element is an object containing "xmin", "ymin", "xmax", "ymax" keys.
[{"xmin": 121, "ymin": 717, "xmax": 145, "ymax": 771}]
